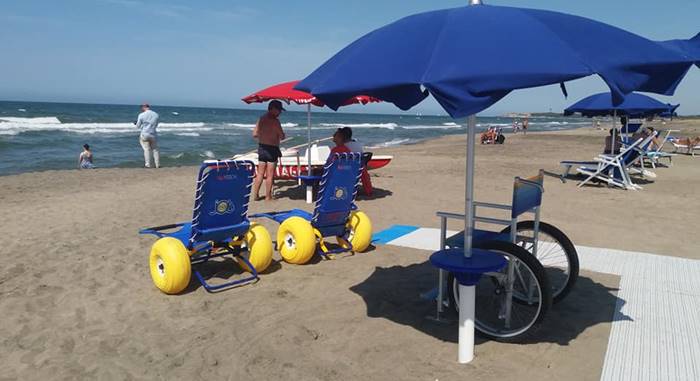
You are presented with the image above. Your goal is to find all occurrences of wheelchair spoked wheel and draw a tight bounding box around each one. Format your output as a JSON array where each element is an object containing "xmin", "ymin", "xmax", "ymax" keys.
[
  {"xmin": 277, "ymin": 217, "xmax": 316, "ymax": 264},
  {"xmin": 501, "ymin": 221, "xmax": 579, "ymax": 303},
  {"xmin": 149, "ymin": 237, "xmax": 192, "ymax": 294},
  {"xmin": 236, "ymin": 223, "xmax": 274, "ymax": 273},
  {"xmin": 338, "ymin": 211, "xmax": 373, "ymax": 252},
  {"xmin": 448, "ymin": 240, "xmax": 551, "ymax": 343}
]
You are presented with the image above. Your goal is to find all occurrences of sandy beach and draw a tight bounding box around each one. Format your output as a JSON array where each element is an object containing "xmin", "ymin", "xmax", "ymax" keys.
[{"xmin": 1, "ymin": 121, "xmax": 699, "ymax": 380}]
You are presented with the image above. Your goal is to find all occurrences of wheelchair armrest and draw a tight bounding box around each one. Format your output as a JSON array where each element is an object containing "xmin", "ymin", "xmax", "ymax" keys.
[
  {"xmin": 473, "ymin": 201, "xmax": 513, "ymax": 210},
  {"xmin": 436, "ymin": 211, "xmax": 465, "ymax": 221}
]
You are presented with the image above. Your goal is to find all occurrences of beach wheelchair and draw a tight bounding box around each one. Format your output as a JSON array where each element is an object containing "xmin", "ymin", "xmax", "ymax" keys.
[
  {"xmin": 254, "ymin": 152, "xmax": 372, "ymax": 264},
  {"xmin": 436, "ymin": 170, "xmax": 579, "ymax": 341},
  {"xmin": 139, "ymin": 160, "xmax": 273, "ymax": 294}
]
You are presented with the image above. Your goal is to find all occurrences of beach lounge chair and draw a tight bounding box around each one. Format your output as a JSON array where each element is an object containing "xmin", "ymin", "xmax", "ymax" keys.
[
  {"xmin": 139, "ymin": 160, "xmax": 273, "ymax": 294},
  {"xmin": 560, "ymin": 134, "xmax": 653, "ymax": 190},
  {"xmin": 641, "ymin": 130, "xmax": 675, "ymax": 168},
  {"xmin": 253, "ymin": 152, "xmax": 372, "ymax": 264},
  {"xmin": 670, "ymin": 138, "xmax": 700, "ymax": 157}
]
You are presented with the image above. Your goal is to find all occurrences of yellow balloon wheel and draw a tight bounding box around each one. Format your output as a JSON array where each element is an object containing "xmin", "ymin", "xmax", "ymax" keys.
[
  {"xmin": 344, "ymin": 211, "xmax": 373, "ymax": 252},
  {"xmin": 277, "ymin": 217, "xmax": 316, "ymax": 264},
  {"xmin": 236, "ymin": 223, "xmax": 273, "ymax": 273},
  {"xmin": 149, "ymin": 237, "xmax": 191, "ymax": 294}
]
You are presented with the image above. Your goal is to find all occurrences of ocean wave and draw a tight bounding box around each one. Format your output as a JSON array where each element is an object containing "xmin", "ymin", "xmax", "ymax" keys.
[
  {"xmin": 366, "ymin": 138, "xmax": 412, "ymax": 148},
  {"xmin": 402, "ymin": 124, "xmax": 465, "ymax": 130},
  {"xmin": 226, "ymin": 122, "xmax": 298, "ymax": 128},
  {"xmin": 174, "ymin": 132, "xmax": 200, "ymax": 137},
  {"xmin": 0, "ymin": 116, "xmax": 62, "ymax": 124},
  {"xmin": 319, "ymin": 122, "xmax": 398, "ymax": 130},
  {"xmin": 0, "ymin": 119, "xmax": 210, "ymax": 135}
]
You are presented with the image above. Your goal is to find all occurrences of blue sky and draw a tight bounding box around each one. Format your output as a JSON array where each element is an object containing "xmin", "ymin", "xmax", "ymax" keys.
[{"xmin": 0, "ymin": 0, "xmax": 698, "ymax": 115}]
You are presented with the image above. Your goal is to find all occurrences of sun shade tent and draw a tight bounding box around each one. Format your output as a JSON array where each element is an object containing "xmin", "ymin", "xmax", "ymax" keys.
[{"xmin": 295, "ymin": 0, "xmax": 696, "ymax": 364}]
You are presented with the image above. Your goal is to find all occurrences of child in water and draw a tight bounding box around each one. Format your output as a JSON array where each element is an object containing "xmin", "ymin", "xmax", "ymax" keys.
[{"xmin": 78, "ymin": 144, "xmax": 94, "ymax": 169}]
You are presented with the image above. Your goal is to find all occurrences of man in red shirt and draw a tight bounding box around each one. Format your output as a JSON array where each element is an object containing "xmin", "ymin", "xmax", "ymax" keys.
[{"xmin": 329, "ymin": 127, "xmax": 351, "ymax": 157}]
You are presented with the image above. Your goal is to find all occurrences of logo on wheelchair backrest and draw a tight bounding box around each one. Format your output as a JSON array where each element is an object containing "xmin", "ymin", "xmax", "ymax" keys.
[
  {"xmin": 337, "ymin": 164, "xmax": 351, "ymax": 171},
  {"xmin": 330, "ymin": 186, "xmax": 348, "ymax": 201},
  {"xmin": 217, "ymin": 174, "xmax": 237, "ymax": 181},
  {"xmin": 210, "ymin": 199, "xmax": 235, "ymax": 215}
]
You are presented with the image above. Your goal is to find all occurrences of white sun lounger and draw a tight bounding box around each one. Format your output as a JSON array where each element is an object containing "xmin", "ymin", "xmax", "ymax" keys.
[
  {"xmin": 670, "ymin": 141, "xmax": 700, "ymax": 157},
  {"xmin": 560, "ymin": 135, "xmax": 653, "ymax": 190}
]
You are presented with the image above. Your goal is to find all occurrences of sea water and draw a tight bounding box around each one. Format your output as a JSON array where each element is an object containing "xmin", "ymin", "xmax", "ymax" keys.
[{"xmin": 0, "ymin": 101, "xmax": 590, "ymax": 176}]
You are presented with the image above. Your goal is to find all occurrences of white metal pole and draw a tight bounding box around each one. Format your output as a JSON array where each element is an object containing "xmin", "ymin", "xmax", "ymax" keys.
[
  {"xmin": 458, "ymin": 284, "xmax": 476, "ymax": 363},
  {"xmin": 464, "ymin": 114, "xmax": 477, "ymax": 258},
  {"xmin": 459, "ymin": 114, "xmax": 478, "ymax": 364},
  {"xmin": 306, "ymin": 103, "xmax": 313, "ymax": 203},
  {"xmin": 307, "ymin": 103, "xmax": 312, "ymax": 176},
  {"xmin": 612, "ymin": 109, "xmax": 617, "ymax": 152}
]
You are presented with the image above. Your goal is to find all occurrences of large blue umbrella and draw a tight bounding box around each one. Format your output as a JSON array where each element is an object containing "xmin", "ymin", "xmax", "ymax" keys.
[
  {"xmin": 296, "ymin": 0, "xmax": 696, "ymax": 364},
  {"xmin": 297, "ymin": 5, "xmax": 694, "ymax": 118},
  {"xmin": 564, "ymin": 92, "xmax": 679, "ymax": 118},
  {"xmin": 660, "ymin": 33, "xmax": 700, "ymax": 68}
]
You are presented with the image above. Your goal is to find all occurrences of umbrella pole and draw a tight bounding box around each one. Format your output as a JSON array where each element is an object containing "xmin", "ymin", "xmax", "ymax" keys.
[
  {"xmin": 306, "ymin": 103, "xmax": 313, "ymax": 203},
  {"xmin": 459, "ymin": 114, "xmax": 477, "ymax": 364},
  {"xmin": 612, "ymin": 109, "xmax": 617, "ymax": 152}
]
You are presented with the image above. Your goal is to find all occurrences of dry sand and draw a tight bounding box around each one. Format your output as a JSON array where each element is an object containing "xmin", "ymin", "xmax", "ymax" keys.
[{"xmin": 1, "ymin": 121, "xmax": 699, "ymax": 380}]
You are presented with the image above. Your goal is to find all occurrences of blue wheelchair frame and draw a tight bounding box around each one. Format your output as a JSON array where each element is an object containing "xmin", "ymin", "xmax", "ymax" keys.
[
  {"xmin": 139, "ymin": 160, "xmax": 261, "ymax": 292},
  {"xmin": 254, "ymin": 152, "xmax": 364, "ymax": 258},
  {"xmin": 433, "ymin": 170, "xmax": 545, "ymax": 317}
]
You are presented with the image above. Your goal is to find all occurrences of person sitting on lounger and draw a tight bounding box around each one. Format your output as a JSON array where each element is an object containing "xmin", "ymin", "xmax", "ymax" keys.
[
  {"xmin": 481, "ymin": 126, "xmax": 497, "ymax": 144},
  {"xmin": 604, "ymin": 128, "xmax": 622, "ymax": 154},
  {"xmin": 329, "ymin": 127, "xmax": 352, "ymax": 158},
  {"xmin": 631, "ymin": 127, "xmax": 661, "ymax": 150}
]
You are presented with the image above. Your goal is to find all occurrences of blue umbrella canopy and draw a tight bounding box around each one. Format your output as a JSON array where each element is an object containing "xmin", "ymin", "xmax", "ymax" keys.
[
  {"xmin": 564, "ymin": 92, "xmax": 679, "ymax": 118},
  {"xmin": 296, "ymin": 2, "xmax": 696, "ymax": 363},
  {"xmin": 296, "ymin": 4, "xmax": 695, "ymax": 118},
  {"xmin": 659, "ymin": 33, "xmax": 700, "ymax": 68}
]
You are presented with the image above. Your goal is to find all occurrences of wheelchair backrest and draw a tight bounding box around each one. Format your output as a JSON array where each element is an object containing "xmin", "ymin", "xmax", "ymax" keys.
[
  {"xmin": 511, "ymin": 170, "xmax": 544, "ymax": 219},
  {"xmin": 312, "ymin": 153, "xmax": 362, "ymax": 236},
  {"xmin": 190, "ymin": 160, "xmax": 254, "ymax": 244}
]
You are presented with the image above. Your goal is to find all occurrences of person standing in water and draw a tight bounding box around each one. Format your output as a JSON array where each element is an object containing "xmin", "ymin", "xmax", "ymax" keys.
[
  {"xmin": 252, "ymin": 100, "xmax": 286, "ymax": 201},
  {"xmin": 78, "ymin": 144, "xmax": 94, "ymax": 169},
  {"xmin": 522, "ymin": 117, "xmax": 529, "ymax": 135},
  {"xmin": 135, "ymin": 103, "xmax": 160, "ymax": 168}
]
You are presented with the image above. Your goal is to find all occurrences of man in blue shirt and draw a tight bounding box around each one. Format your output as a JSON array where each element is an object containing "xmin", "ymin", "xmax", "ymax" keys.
[{"xmin": 135, "ymin": 103, "xmax": 160, "ymax": 168}]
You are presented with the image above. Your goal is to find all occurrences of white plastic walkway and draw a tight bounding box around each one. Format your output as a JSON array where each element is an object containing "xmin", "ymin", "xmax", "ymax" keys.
[{"xmin": 377, "ymin": 226, "xmax": 700, "ymax": 381}]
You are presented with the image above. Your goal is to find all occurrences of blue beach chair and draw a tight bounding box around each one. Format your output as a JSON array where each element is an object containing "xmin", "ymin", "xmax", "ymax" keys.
[
  {"xmin": 139, "ymin": 160, "xmax": 273, "ymax": 294},
  {"xmin": 253, "ymin": 153, "xmax": 373, "ymax": 264}
]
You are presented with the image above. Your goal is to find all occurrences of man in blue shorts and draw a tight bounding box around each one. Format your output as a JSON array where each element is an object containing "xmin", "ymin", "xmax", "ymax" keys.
[{"xmin": 252, "ymin": 100, "xmax": 286, "ymax": 201}]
